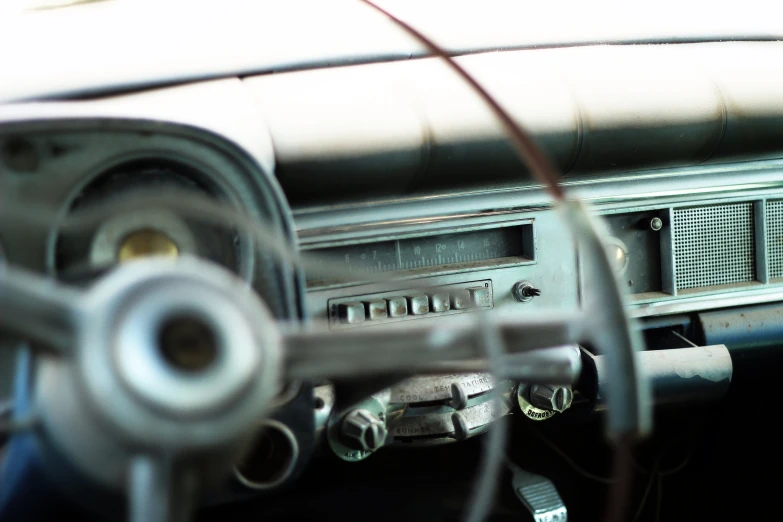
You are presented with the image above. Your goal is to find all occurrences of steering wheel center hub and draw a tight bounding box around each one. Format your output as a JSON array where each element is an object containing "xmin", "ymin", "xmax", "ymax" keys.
[{"xmin": 32, "ymin": 257, "xmax": 284, "ymax": 492}]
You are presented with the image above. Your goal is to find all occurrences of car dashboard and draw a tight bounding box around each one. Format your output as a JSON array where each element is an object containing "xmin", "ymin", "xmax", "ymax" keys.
[{"xmin": 1, "ymin": 2, "xmax": 782, "ymax": 522}]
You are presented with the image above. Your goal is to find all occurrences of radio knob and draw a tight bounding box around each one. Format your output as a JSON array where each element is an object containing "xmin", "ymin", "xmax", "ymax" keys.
[
  {"xmin": 512, "ymin": 281, "xmax": 541, "ymax": 303},
  {"xmin": 341, "ymin": 409, "xmax": 388, "ymax": 452},
  {"xmin": 530, "ymin": 384, "xmax": 573, "ymax": 413}
]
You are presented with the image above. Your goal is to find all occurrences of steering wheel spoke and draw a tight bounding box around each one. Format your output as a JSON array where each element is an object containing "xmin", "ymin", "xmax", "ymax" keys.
[
  {"xmin": 0, "ymin": 264, "xmax": 83, "ymax": 355},
  {"xmin": 282, "ymin": 312, "xmax": 586, "ymax": 383}
]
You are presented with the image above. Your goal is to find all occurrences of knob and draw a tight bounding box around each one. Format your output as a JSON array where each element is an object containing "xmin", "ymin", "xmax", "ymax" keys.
[
  {"xmin": 512, "ymin": 281, "xmax": 541, "ymax": 303},
  {"xmin": 340, "ymin": 409, "xmax": 388, "ymax": 452},
  {"xmin": 529, "ymin": 384, "xmax": 573, "ymax": 413}
]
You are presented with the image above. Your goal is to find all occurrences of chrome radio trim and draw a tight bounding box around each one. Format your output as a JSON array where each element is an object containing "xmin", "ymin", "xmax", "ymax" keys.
[
  {"xmin": 298, "ymin": 212, "xmax": 535, "ymax": 247},
  {"xmin": 301, "ymin": 214, "xmax": 536, "ymax": 291},
  {"xmin": 326, "ymin": 280, "xmax": 494, "ymax": 330}
]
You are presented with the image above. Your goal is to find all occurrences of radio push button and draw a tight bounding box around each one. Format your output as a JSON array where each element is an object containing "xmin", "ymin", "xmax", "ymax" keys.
[
  {"xmin": 386, "ymin": 297, "xmax": 408, "ymax": 318},
  {"xmin": 365, "ymin": 300, "xmax": 388, "ymax": 320},
  {"xmin": 338, "ymin": 302, "xmax": 366, "ymax": 324},
  {"xmin": 408, "ymin": 295, "xmax": 430, "ymax": 315},
  {"xmin": 429, "ymin": 292, "xmax": 451, "ymax": 313},
  {"xmin": 451, "ymin": 289, "xmax": 472, "ymax": 310},
  {"xmin": 468, "ymin": 287, "xmax": 491, "ymax": 307}
]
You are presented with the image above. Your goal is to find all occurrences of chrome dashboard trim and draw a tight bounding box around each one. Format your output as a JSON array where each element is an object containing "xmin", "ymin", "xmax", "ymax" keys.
[
  {"xmin": 293, "ymin": 159, "xmax": 783, "ymax": 220},
  {"xmin": 296, "ymin": 166, "xmax": 783, "ymax": 319},
  {"xmin": 629, "ymin": 287, "xmax": 783, "ymax": 318}
]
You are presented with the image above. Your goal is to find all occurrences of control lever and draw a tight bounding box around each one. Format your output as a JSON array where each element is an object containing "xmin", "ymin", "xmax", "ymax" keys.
[{"xmin": 507, "ymin": 460, "xmax": 568, "ymax": 522}]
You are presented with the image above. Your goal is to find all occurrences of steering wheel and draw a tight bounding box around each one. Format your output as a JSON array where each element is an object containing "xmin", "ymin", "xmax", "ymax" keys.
[{"xmin": 0, "ymin": 4, "xmax": 650, "ymax": 522}]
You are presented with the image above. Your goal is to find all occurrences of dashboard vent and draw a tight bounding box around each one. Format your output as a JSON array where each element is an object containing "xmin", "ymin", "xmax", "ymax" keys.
[
  {"xmin": 766, "ymin": 200, "xmax": 783, "ymax": 279},
  {"xmin": 673, "ymin": 203, "xmax": 755, "ymax": 290}
]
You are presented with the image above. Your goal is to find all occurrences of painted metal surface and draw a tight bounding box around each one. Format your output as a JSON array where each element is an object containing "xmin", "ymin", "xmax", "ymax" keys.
[
  {"xmin": 2, "ymin": 1, "xmax": 783, "ymax": 102},
  {"xmin": 593, "ymin": 345, "xmax": 732, "ymax": 409},
  {"xmin": 701, "ymin": 304, "xmax": 783, "ymax": 349}
]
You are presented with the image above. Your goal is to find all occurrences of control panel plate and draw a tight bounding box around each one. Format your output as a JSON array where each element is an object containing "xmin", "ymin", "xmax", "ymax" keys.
[
  {"xmin": 303, "ymin": 210, "xmax": 580, "ymax": 327},
  {"xmin": 327, "ymin": 280, "xmax": 493, "ymax": 330}
]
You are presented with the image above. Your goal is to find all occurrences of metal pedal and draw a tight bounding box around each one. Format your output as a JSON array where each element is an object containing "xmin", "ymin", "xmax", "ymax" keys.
[{"xmin": 508, "ymin": 461, "xmax": 567, "ymax": 522}]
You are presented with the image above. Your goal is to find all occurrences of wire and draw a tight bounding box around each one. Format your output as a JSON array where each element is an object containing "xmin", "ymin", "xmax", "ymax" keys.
[
  {"xmin": 533, "ymin": 430, "xmax": 614, "ymax": 485},
  {"xmin": 670, "ymin": 330, "xmax": 698, "ymax": 348},
  {"xmin": 534, "ymin": 428, "xmax": 695, "ymax": 522},
  {"xmin": 658, "ymin": 450, "xmax": 692, "ymax": 477},
  {"xmin": 609, "ymin": 438, "xmax": 650, "ymax": 474},
  {"xmin": 630, "ymin": 450, "xmax": 664, "ymax": 522},
  {"xmin": 534, "ymin": 431, "xmax": 652, "ymax": 483},
  {"xmin": 653, "ymin": 448, "xmax": 693, "ymax": 522},
  {"xmin": 627, "ymin": 441, "xmax": 692, "ymax": 522}
]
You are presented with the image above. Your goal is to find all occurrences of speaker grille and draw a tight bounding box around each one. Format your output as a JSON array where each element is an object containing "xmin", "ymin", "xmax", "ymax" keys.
[
  {"xmin": 673, "ymin": 203, "xmax": 755, "ymax": 290},
  {"xmin": 767, "ymin": 200, "xmax": 783, "ymax": 279}
]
